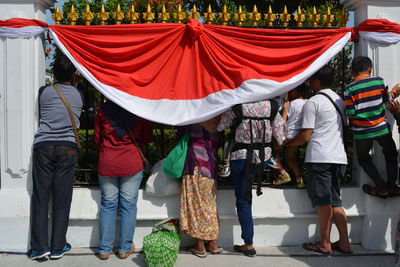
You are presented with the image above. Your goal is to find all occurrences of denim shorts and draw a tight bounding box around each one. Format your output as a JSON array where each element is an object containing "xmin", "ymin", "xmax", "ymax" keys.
[{"xmin": 306, "ymin": 163, "xmax": 346, "ymax": 207}]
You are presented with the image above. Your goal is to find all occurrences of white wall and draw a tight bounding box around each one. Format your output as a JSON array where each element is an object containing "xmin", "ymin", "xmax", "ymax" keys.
[{"xmin": 0, "ymin": 0, "xmax": 55, "ymax": 252}]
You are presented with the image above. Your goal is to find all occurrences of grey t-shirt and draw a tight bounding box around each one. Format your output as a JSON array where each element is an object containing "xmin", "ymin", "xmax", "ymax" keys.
[{"xmin": 34, "ymin": 83, "xmax": 84, "ymax": 146}]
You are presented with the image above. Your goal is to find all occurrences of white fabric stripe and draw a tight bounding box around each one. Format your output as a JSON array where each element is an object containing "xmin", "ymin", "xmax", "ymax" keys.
[
  {"xmin": 50, "ymin": 29, "xmax": 351, "ymax": 125},
  {"xmin": 354, "ymin": 98, "xmax": 383, "ymax": 110},
  {"xmin": 353, "ymin": 121, "xmax": 387, "ymax": 132},
  {"xmin": 0, "ymin": 26, "xmax": 48, "ymax": 38},
  {"xmin": 359, "ymin": 31, "xmax": 400, "ymax": 45}
]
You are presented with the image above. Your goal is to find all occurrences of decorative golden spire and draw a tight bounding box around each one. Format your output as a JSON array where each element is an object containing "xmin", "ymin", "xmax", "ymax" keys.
[
  {"xmin": 112, "ymin": 3, "xmax": 124, "ymax": 24},
  {"xmin": 173, "ymin": 4, "xmax": 186, "ymax": 23},
  {"xmin": 293, "ymin": 6, "xmax": 305, "ymax": 27},
  {"xmin": 126, "ymin": 4, "xmax": 139, "ymax": 24},
  {"xmin": 309, "ymin": 6, "xmax": 320, "ymax": 27},
  {"xmin": 97, "ymin": 4, "xmax": 109, "ymax": 25},
  {"xmin": 234, "ymin": 6, "xmax": 246, "ymax": 26},
  {"xmin": 279, "ymin": 5, "xmax": 290, "ymax": 27},
  {"xmin": 82, "ymin": 4, "xmax": 94, "ymax": 25},
  {"xmin": 219, "ymin": 4, "xmax": 230, "ymax": 26},
  {"xmin": 323, "ymin": 7, "xmax": 335, "ymax": 27},
  {"xmin": 143, "ymin": 4, "xmax": 155, "ymax": 23},
  {"xmin": 189, "ymin": 5, "xmax": 201, "ymax": 20},
  {"xmin": 203, "ymin": 5, "xmax": 215, "ymax": 25},
  {"xmin": 52, "ymin": 5, "xmax": 63, "ymax": 25},
  {"xmin": 66, "ymin": 4, "xmax": 78, "ymax": 25},
  {"xmin": 264, "ymin": 5, "xmax": 276, "ymax": 27},
  {"xmin": 158, "ymin": 4, "xmax": 170, "ymax": 23},
  {"xmin": 339, "ymin": 7, "xmax": 348, "ymax": 27},
  {"xmin": 249, "ymin": 5, "xmax": 261, "ymax": 26}
]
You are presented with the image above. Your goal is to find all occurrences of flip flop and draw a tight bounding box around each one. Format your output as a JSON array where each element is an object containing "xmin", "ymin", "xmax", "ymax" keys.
[
  {"xmin": 206, "ymin": 248, "xmax": 224, "ymax": 254},
  {"xmin": 362, "ymin": 184, "xmax": 389, "ymax": 199},
  {"xmin": 331, "ymin": 241, "xmax": 353, "ymax": 254},
  {"xmin": 190, "ymin": 248, "xmax": 207, "ymax": 258},
  {"xmin": 302, "ymin": 242, "xmax": 332, "ymax": 255}
]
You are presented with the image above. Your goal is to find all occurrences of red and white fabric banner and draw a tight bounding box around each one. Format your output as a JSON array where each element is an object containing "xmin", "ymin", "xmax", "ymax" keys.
[
  {"xmin": 0, "ymin": 18, "xmax": 48, "ymax": 38},
  {"xmin": 357, "ymin": 19, "xmax": 400, "ymax": 44},
  {"xmin": 1, "ymin": 18, "xmax": 354, "ymax": 125},
  {"xmin": 49, "ymin": 19, "xmax": 352, "ymax": 125}
]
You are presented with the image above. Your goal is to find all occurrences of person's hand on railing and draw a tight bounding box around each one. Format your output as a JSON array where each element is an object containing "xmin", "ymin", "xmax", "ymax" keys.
[{"xmin": 387, "ymin": 99, "xmax": 400, "ymax": 115}]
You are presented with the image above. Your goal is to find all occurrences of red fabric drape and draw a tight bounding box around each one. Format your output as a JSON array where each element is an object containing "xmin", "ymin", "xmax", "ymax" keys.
[{"xmin": 49, "ymin": 19, "xmax": 353, "ymax": 101}]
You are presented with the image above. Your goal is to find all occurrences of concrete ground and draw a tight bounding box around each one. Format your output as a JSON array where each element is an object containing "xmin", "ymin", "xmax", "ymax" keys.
[{"xmin": 0, "ymin": 244, "xmax": 394, "ymax": 267}]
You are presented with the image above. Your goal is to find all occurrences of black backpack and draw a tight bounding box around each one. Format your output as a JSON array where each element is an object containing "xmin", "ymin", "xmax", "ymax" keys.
[{"xmin": 230, "ymin": 100, "xmax": 279, "ymax": 201}]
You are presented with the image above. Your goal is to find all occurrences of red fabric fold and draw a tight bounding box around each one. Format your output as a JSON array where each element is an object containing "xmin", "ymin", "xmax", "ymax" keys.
[
  {"xmin": 186, "ymin": 18, "xmax": 204, "ymax": 40},
  {"xmin": 357, "ymin": 19, "xmax": 400, "ymax": 34},
  {"xmin": 49, "ymin": 20, "xmax": 352, "ymax": 101},
  {"xmin": 0, "ymin": 18, "xmax": 48, "ymax": 28}
]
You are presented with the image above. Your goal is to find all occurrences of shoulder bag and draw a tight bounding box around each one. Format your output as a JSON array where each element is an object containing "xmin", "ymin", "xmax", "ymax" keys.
[
  {"xmin": 162, "ymin": 130, "xmax": 190, "ymax": 179},
  {"xmin": 126, "ymin": 123, "xmax": 152, "ymax": 176}
]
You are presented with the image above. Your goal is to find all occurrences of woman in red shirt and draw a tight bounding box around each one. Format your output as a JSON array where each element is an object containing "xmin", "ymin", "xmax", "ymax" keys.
[{"xmin": 94, "ymin": 100, "xmax": 152, "ymax": 260}]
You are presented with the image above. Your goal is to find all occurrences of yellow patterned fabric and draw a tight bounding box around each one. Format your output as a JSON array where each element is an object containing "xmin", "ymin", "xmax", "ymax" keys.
[{"xmin": 180, "ymin": 164, "xmax": 219, "ymax": 240}]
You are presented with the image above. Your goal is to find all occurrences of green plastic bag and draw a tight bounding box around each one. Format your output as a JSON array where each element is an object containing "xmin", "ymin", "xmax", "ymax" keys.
[
  {"xmin": 162, "ymin": 131, "xmax": 190, "ymax": 179},
  {"xmin": 143, "ymin": 219, "xmax": 180, "ymax": 267}
]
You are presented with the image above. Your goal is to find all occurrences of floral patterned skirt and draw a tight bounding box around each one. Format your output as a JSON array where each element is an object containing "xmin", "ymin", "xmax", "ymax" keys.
[{"xmin": 180, "ymin": 164, "xmax": 219, "ymax": 240}]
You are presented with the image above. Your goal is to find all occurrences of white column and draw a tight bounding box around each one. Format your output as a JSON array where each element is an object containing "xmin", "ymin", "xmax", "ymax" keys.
[
  {"xmin": 342, "ymin": 0, "xmax": 400, "ymax": 251},
  {"xmin": 0, "ymin": 0, "xmax": 55, "ymax": 252}
]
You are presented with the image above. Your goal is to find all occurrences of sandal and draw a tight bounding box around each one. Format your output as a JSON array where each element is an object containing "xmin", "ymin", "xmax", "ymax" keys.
[
  {"xmin": 190, "ymin": 248, "xmax": 207, "ymax": 258},
  {"xmin": 362, "ymin": 184, "xmax": 389, "ymax": 198},
  {"xmin": 206, "ymin": 247, "xmax": 224, "ymax": 254},
  {"xmin": 302, "ymin": 242, "xmax": 332, "ymax": 255},
  {"xmin": 331, "ymin": 241, "xmax": 353, "ymax": 254}
]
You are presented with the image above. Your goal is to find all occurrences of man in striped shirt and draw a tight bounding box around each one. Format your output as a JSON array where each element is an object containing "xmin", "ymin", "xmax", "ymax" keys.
[{"xmin": 345, "ymin": 56, "xmax": 400, "ymax": 197}]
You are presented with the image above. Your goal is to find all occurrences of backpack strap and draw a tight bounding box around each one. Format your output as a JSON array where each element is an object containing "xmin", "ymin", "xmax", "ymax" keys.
[
  {"xmin": 269, "ymin": 99, "xmax": 279, "ymax": 122},
  {"xmin": 231, "ymin": 104, "xmax": 243, "ymax": 139},
  {"xmin": 254, "ymin": 100, "xmax": 277, "ymax": 198},
  {"xmin": 228, "ymin": 101, "xmax": 279, "ymax": 201}
]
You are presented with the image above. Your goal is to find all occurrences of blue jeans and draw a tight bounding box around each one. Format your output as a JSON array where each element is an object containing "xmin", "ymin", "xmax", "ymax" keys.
[
  {"xmin": 231, "ymin": 160, "xmax": 254, "ymax": 245},
  {"xmin": 98, "ymin": 171, "xmax": 143, "ymax": 254},
  {"xmin": 30, "ymin": 145, "xmax": 78, "ymax": 250}
]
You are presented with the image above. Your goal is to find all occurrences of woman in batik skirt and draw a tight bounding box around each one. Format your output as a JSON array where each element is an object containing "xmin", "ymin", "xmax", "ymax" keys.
[{"xmin": 179, "ymin": 118, "xmax": 223, "ymax": 258}]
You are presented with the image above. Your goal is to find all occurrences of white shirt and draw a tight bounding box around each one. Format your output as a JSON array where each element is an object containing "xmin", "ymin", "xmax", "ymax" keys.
[
  {"xmin": 301, "ymin": 89, "xmax": 347, "ymax": 164},
  {"xmin": 286, "ymin": 98, "xmax": 307, "ymax": 139}
]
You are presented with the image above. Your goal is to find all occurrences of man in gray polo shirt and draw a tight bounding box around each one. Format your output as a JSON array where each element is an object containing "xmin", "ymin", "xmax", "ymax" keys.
[
  {"xmin": 28, "ymin": 53, "xmax": 84, "ymax": 260},
  {"xmin": 289, "ymin": 65, "xmax": 352, "ymax": 255}
]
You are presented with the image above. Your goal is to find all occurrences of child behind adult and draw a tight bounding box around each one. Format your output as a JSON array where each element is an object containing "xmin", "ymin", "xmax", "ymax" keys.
[
  {"xmin": 271, "ymin": 84, "xmax": 308, "ymax": 188},
  {"xmin": 344, "ymin": 56, "xmax": 400, "ymax": 197}
]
